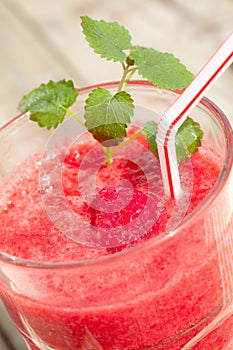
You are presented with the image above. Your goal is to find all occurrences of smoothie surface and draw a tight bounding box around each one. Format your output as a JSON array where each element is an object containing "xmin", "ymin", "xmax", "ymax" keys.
[{"xmin": 0, "ymin": 132, "xmax": 221, "ymax": 263}]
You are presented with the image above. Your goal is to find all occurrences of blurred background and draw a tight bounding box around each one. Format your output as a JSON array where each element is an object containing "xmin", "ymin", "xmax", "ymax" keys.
[
  {"xmin": 0, "ymin": 0, "xmax": 232, "ymax": 349},
  {"xmin": 0, "ymin": 0, "xmax": 232, "ymax": 127}
]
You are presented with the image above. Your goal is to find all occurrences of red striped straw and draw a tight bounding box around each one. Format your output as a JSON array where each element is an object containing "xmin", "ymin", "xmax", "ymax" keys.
[{"xmin": 156, "ymin": 32, "xmax": 233, "ymax": 199}]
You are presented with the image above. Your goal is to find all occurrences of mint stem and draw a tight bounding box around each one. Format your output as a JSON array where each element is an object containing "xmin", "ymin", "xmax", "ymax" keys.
[
  {"xmin": 118, "ymin": 64, "xmax": 130, "ymax": 92},
  {"xmin": 118, "ymin": 63, "xmax": 137, "ymax": 92},
  {"xmin": 101, "ymin": 130, "xmax": 143, "ymax": 166},
  {"xmin": 124, "ymin": 67, "xmax": 137, "ymax": 86},
  {"xmin": 113, "ymin": 130, "xmax": 142, "ymax": 153},
  {"xmin": 105, "ymin": 147, "xmax": 114, "ymax": 165},
  {"xmin": 60, "ymin": 105, "xmax": 86, "ymax": 127}
]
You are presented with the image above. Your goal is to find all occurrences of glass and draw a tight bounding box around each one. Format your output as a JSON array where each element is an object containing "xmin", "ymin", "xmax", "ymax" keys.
[{"xmin": 0, "ymin": 81, "xmax": 232, "ymax": 350}]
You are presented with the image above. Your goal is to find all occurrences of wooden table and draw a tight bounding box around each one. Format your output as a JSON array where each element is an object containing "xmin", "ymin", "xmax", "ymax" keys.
[{"xmin": 0, "ymin": 0, "xmax": 232, "ymax": 348}]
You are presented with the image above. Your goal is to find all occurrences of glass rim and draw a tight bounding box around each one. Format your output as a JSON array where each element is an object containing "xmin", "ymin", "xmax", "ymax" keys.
[{"xmin": 0, "ymin": 80, "xmax": 232, "ymax": 269}]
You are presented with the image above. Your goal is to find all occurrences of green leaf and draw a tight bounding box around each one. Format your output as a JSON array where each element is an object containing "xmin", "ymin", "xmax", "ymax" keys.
[
  {"xmin": 84, "ymin": 88, "xmax": 134, "ymax": 145},
  {"xmin": 175, "ymin": 117, "xmax": 204, "ymax": 163},
  {"xmin": 18, "ymin": 80, "xmax": 79, "ymax": 129},
  {"xmin": 81, "ymin": 16, "xmax": 132, "ymax": 63},
  {"xmin": 142, "ymin": 121, "xmax": 158, "ymax": 153},
  {"xmin": 142, "ymin": 117, "xmax": 203, "ymax": 162},
  {"xmin": 130, "ymin": 46, "xmax": 194, "ymax": 90}
]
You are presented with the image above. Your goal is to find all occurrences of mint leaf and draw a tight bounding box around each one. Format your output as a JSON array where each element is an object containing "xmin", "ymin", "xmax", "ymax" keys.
[
  {"xmin": 175, "ymin": 117, "xmax": 204, "ymax": 163},
  {"xmin": 142, "ymin": 121, "xmax": 158, "ymax": 152},
  {"xmin": 130, "ymin": 46, "xmax": 194, "ymax": 89},
  {"xmin": 142, "ymin": 117, "xmax": 203, "ymax": 162},
  {"xmin": 84, "ymin": 88, "xmax": 134, "ymax": 145},
  {"xmin": 81, "ymin": 16, "xmax": 132, "ymax": 62},
  {"xmin": 18, "ymin": 80, "xmax": 78, "ymax": 129}
]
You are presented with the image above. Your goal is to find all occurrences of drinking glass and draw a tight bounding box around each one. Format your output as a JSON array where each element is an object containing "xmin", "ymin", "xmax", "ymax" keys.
[{"xmin": 0, "ymin": 81, "xmax": 232, "ymax": 350}]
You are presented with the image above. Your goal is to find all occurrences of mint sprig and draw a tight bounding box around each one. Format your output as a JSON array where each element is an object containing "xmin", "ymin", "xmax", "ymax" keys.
[
  {"xmin": 84, "ymin": 88, "xmax": 134, "ymax": 145},
  {"xmin": 18, "ymin": 80, "xmax": 78, "ymax": 129},
  {"xmin": 18, "ymin": 16, "xmax": 203, "ymax": 166}
]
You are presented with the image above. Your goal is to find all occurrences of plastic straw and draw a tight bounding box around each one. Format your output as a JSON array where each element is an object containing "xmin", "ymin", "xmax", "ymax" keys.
[{"xmin": 156, "ymin": 32, "xmax": 233, "ymax": 199}]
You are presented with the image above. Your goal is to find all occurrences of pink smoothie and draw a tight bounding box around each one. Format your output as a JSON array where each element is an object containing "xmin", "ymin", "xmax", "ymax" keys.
[{"xmin": 0, "ymin": 132, "xmax": 232, "ymax": 349}]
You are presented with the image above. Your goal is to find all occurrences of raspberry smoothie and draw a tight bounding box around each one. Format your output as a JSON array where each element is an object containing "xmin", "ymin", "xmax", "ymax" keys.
[{"xmin": 0, "ymin": 84, "xmax": 232, "ymax": 350}]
